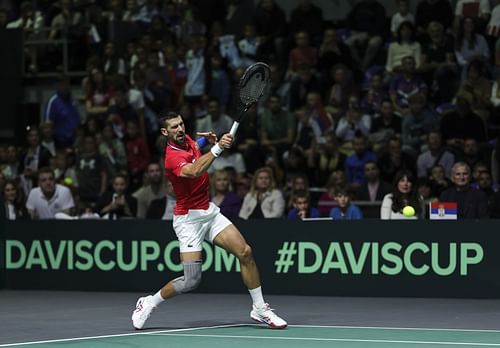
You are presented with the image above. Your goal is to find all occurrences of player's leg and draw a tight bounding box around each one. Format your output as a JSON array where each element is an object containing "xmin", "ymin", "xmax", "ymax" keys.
[
  {"xmin": 132, "ymin": 216, "xmax": 205, "ymax": 329},
  {"xmin": 212, "ymin": 223, "xmax": 287, "ymax": 329}
]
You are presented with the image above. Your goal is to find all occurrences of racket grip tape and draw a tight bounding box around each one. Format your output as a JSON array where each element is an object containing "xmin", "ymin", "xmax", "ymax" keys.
[{"xmin": 229, "ymin": 121, "xmax": 240, "ymax": 137}]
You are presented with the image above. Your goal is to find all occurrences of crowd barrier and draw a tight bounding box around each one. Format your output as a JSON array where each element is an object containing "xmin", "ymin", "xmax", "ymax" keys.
[{"xmin": 1, "ymin": 219, "xmax": 499, "ymax": 298}]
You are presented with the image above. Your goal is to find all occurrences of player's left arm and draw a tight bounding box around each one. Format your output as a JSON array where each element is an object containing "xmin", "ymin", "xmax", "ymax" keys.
[{"xmin": 180, "ymin": 134, "xmax": 233, "ymax": 178}]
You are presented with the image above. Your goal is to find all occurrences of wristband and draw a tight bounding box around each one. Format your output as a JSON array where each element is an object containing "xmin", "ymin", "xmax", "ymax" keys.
[{"xmin": 210, "ymin": 143, "xmax": 224, "ymax": 157}]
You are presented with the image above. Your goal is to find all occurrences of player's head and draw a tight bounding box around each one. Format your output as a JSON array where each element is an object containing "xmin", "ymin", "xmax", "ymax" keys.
[{"xmin": 160, "ymin": 111, "xmax": 186, "ymax": 145}]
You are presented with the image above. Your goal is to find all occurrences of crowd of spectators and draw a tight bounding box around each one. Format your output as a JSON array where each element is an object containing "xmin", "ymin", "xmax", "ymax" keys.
[{"xmin": 1, "ymin": 0, "xmax": 500, "ymax": 220}]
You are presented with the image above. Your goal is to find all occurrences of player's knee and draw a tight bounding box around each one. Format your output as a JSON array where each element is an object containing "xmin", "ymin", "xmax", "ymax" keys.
[
  {"xmin": 237, "ymin": 244, "xmax": 254, "ymax": 264},
  {"xmin": 173, "ymin": 261, "xmax": 202, "ymax": 294},
  {"xmin": 183, "ymin": 271, "xmax": 201, "ymax": 292}
]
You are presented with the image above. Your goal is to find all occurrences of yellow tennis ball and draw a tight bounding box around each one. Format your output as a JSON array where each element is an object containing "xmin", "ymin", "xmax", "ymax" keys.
[
  {"xmin": 402, "ymin": 206, "xmax": 415, "ymax": 217},
  {"xmin": 64, "ymin": 177, "xmax": 74, "ymax": 186}
]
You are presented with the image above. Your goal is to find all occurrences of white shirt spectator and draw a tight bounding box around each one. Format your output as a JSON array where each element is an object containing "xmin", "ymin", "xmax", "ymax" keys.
[
  {"xmin": 487, "ymin": 5, "xmax": 500, "ymax": 37},
  {"xmin": 207, "ymin": 152, "xmax": 247, "ymax": 175},
  {"xmin": 380, "ymin": 193, "xmax": 417, "ymax": 220},
  {"xmin": 26, "ymin": 184, "xmax": 74, "ymax": 219}
]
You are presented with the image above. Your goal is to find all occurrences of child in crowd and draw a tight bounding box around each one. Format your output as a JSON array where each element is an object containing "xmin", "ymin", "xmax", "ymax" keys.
[
  {"xmin": 287, "ymin": 189, "xmax": 320, "ymax": 220},
  {"xmin": 329, "ymin": 185, "xmax": 363, "ymax": 220}
]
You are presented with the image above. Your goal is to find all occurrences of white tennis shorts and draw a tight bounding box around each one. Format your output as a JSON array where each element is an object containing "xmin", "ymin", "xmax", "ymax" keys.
[{"xmin": 173, "ymin": 202, "xmax": 233, "ymax": 253}]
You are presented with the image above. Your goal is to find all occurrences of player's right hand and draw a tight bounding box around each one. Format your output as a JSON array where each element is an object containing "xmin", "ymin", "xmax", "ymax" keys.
[{"xmin": 218, "ymin": 133, "xmax": 234, "ymax": 149}]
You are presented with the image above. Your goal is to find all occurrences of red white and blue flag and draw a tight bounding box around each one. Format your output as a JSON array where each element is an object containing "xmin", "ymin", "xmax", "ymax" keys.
[{"xmin": 429, "ymin": 202, "xmax": 458, "ymax": 220}]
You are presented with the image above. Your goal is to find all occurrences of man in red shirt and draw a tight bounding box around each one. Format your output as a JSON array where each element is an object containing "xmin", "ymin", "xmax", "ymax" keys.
[{"xmin": 132, "ymin": 112, "xmax": 287, "ymax": 330}]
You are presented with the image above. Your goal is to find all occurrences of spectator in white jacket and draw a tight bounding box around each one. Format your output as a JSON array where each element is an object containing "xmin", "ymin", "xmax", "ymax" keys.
[{"xmin": 239, "ymin": 166, "xmax": 285, "ymax": 219}]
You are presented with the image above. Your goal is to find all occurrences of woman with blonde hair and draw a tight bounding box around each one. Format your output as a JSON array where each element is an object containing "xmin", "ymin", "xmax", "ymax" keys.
[
  {"xmin": 210, "ymin": 169, "xmax": 242, "ymax": 219},
  {"xmin": 239, "ymin": 166, "xmax": 285, "ymax": 219}
]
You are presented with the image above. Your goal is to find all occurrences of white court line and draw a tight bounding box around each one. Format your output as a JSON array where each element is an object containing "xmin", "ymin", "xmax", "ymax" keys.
[
  {"xmin": 150, "ymin": 333, "xmax": 500, "ymax": 346},
  {"xmin": 0, "ymin": 324, "xmax": 246, "ymax": 347},
  {"xmin": 2, "ymin": 324, "xmax": 500, "ymax": 347}
]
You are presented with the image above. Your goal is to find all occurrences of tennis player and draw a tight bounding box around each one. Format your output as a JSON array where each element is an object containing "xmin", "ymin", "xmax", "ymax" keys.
[{"xmin": 132, "ymin": 111, "xmax": 287, "ymax": 329}]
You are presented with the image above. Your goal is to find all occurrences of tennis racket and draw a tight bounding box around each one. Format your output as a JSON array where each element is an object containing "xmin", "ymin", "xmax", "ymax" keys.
[{"xmin": 229, "ymin": 62, "xmax": 271, "ymax": 137}]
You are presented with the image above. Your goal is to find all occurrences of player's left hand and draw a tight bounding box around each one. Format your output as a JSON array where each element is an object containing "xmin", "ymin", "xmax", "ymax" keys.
[{"xmin": 196, "ymin": 131, "xmax": 218, "ymax": 144}]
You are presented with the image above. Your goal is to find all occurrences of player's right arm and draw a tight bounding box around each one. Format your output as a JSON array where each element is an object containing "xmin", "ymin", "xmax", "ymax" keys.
[{"xmin": 179, "ymin": 134, "xmax": 233, "ymax": 178}]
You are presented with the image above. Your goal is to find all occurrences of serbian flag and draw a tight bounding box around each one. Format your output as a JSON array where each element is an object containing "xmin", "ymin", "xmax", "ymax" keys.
[{"xmin": 429, "ymin": 202, "xmax": 458, "ymax": 220}]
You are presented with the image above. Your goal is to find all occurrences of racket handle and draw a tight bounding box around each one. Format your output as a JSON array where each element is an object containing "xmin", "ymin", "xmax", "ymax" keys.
[
  {"xmin": 196, "ymin": 137, "xmax": 208, "ymax": 148},
  {"xmin": 229, "ymin": 121, "xmax": 240, "ymax": 137}
]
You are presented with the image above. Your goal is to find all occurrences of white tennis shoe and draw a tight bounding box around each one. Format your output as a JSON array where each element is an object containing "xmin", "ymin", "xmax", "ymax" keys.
[
  {"xmin": 250, "ymin": 303, "xmax": 287, "ymax": 329},
  {"xmin": 132, "ymin": 296, "xmax": 156, "ymax": 330}
]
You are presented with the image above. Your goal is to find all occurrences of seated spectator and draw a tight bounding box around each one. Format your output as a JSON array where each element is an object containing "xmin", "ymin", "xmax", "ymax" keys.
[
  {"xmin": 98, "ymin": 124, "xmax": 127, "ymax": 179},
  {"xmin": 103, "ymin": 42, "xmax": 126, "ymax": 76},
  {"xmin": 288, "ymin": 189, "xmax": 320, "ymax": 220},
  {"xmin": 378, "ymin": 136, "xmax": 416, "ymax": 183},
  {"xmin": 307, "ymin": 131, "xmax": 346, "ymax": 188},
  {"xmin": 2, "ymin": 179, "xmax": 29, "ymax": 220},
  {"xmin": 389, "ymin": 56, "xmax": 428, "ymax": 116},
  {"xmin": 239, "ymin": 166, "xmax": 285, "ymax": 219},
  {"xmin": 429, "ymin": 164, "xmax": 451, "ymax": 197},
  {"xmin": 330, "ymin": 185, "xmax": 363, "ymax": 220},
  {"xmin": 207, "ymin": 146, "xmax": 247, "ymax": 177},
  {"xmin": 85, "ymin": 68, "xmax": 112, "ymax": 124},
  {"xmin": 210, "ymin": 169, "xmax": 242, "ymax": 219},
  {"xmin": 454, "ymin": 0, "xmax": 491, "ymax": 34},
  {"xmin": 455, "ymin": 17, "xmax": 490, "ymax": 75},
  {"xmin": 76, "ymin": 135, "xmax": 108, "ymax": 205},
  {"xmin": 457, "ymin": 59, "xmax": 492, "ymax": 121},
  {"xmin": 306, "ymin": 92, "xmax": 334, "ymax": 137},
  {"xmin": 44, "ymin": 76, "xmax": 81, "ymax": 148},
  {"xmin": 208, "ymin": 53, "xmax": 231, "ymax": 111},
  {"xmin": 345, "ymin": 0, "xmax": 386, "ymax": 70},
  {"xmin": 40, "ymin": 122, "xmax": 56, "ymax": 157},
  {"xmin": 417, "ymin": 130, "xmax": 455, "ymax": 178},
  {"xmin": 26, "ymin": 167, "xmax": 75, "ymax": 219},
  {"xmin": 95, "ymin": 174, "xmax": 138, "ymax": 219},
  {"xmin": 415, "ymin": 0, "xmax": 453, "ymax": 35},
  {"xmin": 355, "ymin": 161, "xmax": 391, "ymax": 202},
  {"xmin": 335, "ymin": 96, "xmax": 371, "ymax": 152},
  {"xmin": 289, "ymin": 64, "xmax": 321, "ymax": 111},
  {"xmin": 133, "ymin": 162, "xmax": 168, "ymax": 219},
  {"xmin": 440, "ymin": 93, "xmax": 487, "ymax": 148},
  {"xmin": 146, "ymin": 178, "xmax": 176, "ymax": 220},
  {"xmin": 440, "ymin": 162, "xmax": 489, "ymax": 219},
  {"xmin": 107, "ymin": 83, "xmax": 140, "ymax": 139},
  {"xmin": 260, "ymin": 95, "xmax": 296, "ymax": 158},
  {"xmin": 391, "ymin": 0, "xmax": 414, "ymax": 36},
  {"xmin": 361, "ymin": 71, "xmax": 388, "ymax": 115},
  {"xmin": 289, "ymin": 0, "xmax": 324, "ymax": 46},
  {"xmin": 318, "ymin": 27, "xmax": 353, "ymax": 75},
  {"xmin": 381, "ymin": 169, "xmax": 423, "ymax": 219},
  {"xmin": 462, "ymin": 138, "xmax": 483, "ymax": 170},
  {"xmin": 317, "ymin": 170, "xmax": 346, "ymax": 217},
  {"xmin": 196, "ymin": 98, "xmax": 233, "ymax": 138},
  {"xmin": 386, "ymin": 21, "xmax": 421, "ymax": 75},
  {"xmin": 238, "ymin": 24, "xmax": 259, "ymax": 68},
  {"xmin": 287, "ymin": 31, "xmax": 318, "ymax": 78},
  {"xmin": 253, "ymin": 0, "xmax": 288, "ymax": 63},
  {"xmin": 490, "ymin": 189, "xmax": 500, "ymax": 218},
  {"xmin": 401, "ymin": 93, "xmax": 438, "ymax": 156},
  {"xmin": 325, "ymin": 64, "xmax": 357, "ymax": 117},
  {"xmin": 369, "ymin": 99, "xmax": 402, "ymax": 152},
  {"xmin": 344, "ymin": 133, "xmax": 377, "ymax": 188},
  {"xmin": 125, "ymin": 121, "xmax": 150, "ymax": 192},
  {"xmin": 419, "ymin": 21, "xmax": 458, "ymax": 104}
]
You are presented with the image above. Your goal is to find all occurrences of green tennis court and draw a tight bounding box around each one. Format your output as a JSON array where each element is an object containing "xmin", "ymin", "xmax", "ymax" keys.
[{"xmin": 3, "ymin": 324, "xmax": 500, "ymax": 348}]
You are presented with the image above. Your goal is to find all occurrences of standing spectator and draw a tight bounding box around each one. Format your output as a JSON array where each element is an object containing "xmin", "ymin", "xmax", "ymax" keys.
[
  {"xmin": 133, "ymin": 162, "xmax": 167, "ymax": 219},
  {"xmin": 26, "ymin": 167, "xmax": 74, "ymax": 219},
  {"xmin": 40, "ymin": 122, "xmax": 56, "ymax": 157},
  {"xmin": 417, "ymin": 130, "xmax": 455, "ymax": 178},
  {"xmin": 355, "ymin": 161, "xmax": 391, "ymax": 202},
  {"xmin": 210, "ymin": 169, "xmax": 242, "ymax": 219},
  {"xmin": 239, "ymin": 166, "xmax": 285, "ymax": 219},
  {"xmin": 381, "ymin": 169, "xmax": 422, "ymax": 219},
  {"xmin": 95, "ymin": 174, "xmax": 137, "ymax": 219},
  {"xmin": 2, "ymin": 179, "xmax": 29, "ymax": 220},
  {"xmin": 287, "ymin": 189, "xmax": 319, "ymax": 220},
  {"xmin": 345, "ymin": 0, "xmax": 386, "ymax": 71},
  {"xmin": 330, "ymin": 185, "xmax": 363, "ymax": 220},
  {"xmin": 440, "ymin": 162, "xmax": 489, "ymax": 219},
  {"xmin": 125, "ymin": 121, "xmax": 150, "ymax": 192},
  {"xmin": 76, "ymin": 135, "xmax": 108, "ymax": 206},
  {"xmin": 44, "ymin": 76, "xmax": 81, "ymax": 148}
]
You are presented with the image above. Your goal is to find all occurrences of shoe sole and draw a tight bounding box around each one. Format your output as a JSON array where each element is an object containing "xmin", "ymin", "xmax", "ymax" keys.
[{"xmin": 250, "ymin": 315, "xmax": 287, "ymax": 329}]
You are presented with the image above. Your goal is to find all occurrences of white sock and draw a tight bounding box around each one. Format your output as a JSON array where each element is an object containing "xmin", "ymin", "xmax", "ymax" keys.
[
  {"xmin": 150, "ymin": 290, "xmax": 165, "ymax": 306},
  {"xmin": 248, "ymin": 286, "xmax": 265, "ymax": 308}
]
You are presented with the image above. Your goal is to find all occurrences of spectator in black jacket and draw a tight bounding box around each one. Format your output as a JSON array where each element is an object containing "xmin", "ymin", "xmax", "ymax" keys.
[
  {"xmin": 356, "ymin": 161, "xmax": 391, "ymax": 202},
  {"xmin": 439, "ymin": 162, "xmax": 488, "ymax": 219},
  {"xmin": 95, "ymin": 174, "xmax": 137, "ymax": 219}
]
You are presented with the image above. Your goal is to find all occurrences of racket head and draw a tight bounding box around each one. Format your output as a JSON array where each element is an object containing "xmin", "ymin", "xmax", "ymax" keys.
[{"xmin": 238, "ymin": 62, "xmax": 271, "ymax": 107}]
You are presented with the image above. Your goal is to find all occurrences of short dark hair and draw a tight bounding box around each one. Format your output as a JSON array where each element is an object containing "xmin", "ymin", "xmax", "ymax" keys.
[{"xmin": 159, "ymin": 111, "xmax": 180, "ymax": 127}]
